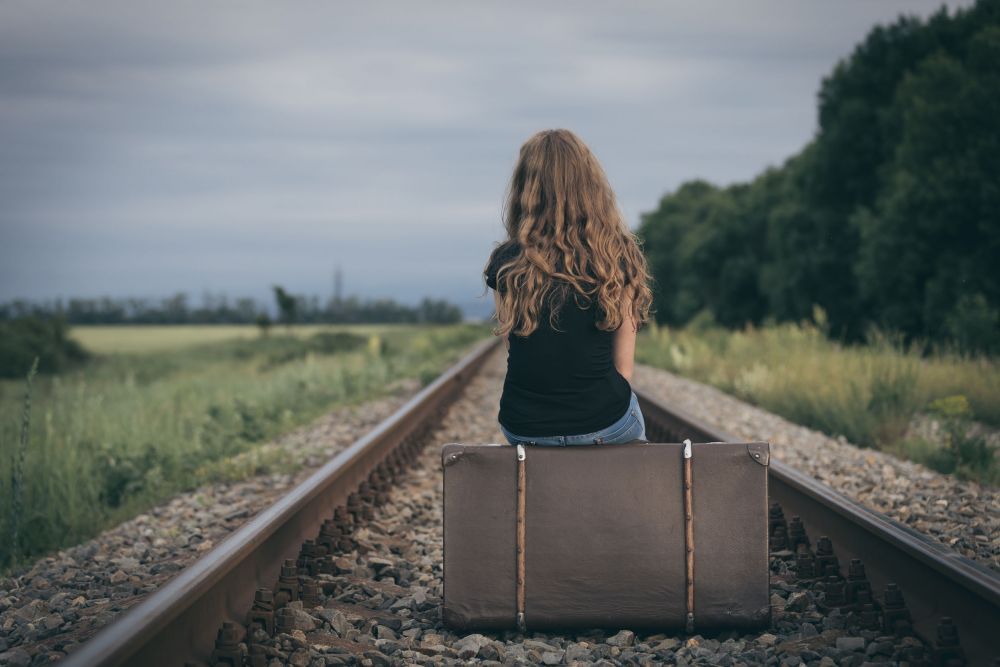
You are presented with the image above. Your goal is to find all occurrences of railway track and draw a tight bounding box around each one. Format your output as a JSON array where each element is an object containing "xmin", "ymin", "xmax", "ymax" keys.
[
  {"xmin": 639, "ymin": 396, "xmax": 1000, "ymax": 666},
  {"xmin": 57, "ymin": 337, "xmax": 999, "ymax": 666}
]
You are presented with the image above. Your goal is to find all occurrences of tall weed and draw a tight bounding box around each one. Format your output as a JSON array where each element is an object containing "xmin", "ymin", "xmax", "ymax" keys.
[
  {"xmin": 637, "ymin": 320, "xmax": 998, "ymax": 483},
  {"xmin": 0, "ymin": 324, "xmax": 488, "ymax": 570},
  {"xmin": 5, "ymin": 357, "xmax": 38, "ymax": 569}
]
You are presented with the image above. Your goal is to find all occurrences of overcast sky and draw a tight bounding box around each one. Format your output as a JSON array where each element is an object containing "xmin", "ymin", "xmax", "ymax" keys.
[{"xmin": 0, "ymin": 0, "xmax": 971, "ymax": 318}]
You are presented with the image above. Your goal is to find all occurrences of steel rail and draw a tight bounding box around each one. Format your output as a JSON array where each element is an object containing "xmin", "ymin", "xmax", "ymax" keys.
[
  {"xmin": 636, "ymin": 387, "xmax": 1000, "ymax": 666},
  {"xmin": 58, "ymin": 337, "xmax": 997, "ymax": 665},
  {"xmin": 61, "ymin": 336, "xmax": 501, "ymax": 667}
]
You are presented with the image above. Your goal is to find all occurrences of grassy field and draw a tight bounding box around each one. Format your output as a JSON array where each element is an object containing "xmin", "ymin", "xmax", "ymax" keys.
[
  {"xmin": 1, "ymin": 323, "xmax": 490, "ymax": 571},
  {"xmin": 636, "ymin": 319, "xmax": 999, "ymax": 485},
  {"xmin": 70, "ymin": 324, "xmax": 399, "ymax": 354}
]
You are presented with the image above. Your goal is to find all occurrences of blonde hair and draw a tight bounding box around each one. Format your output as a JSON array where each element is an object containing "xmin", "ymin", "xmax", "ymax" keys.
[{"xmin": 488, "ymin": 128, "xmax": 653, "ymax": 337}]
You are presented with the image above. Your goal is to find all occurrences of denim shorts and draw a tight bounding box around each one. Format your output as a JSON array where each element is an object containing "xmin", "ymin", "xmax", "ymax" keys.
[{"xmin": 499, "ymin": 391, "xmax": 647, "ymax": 446}]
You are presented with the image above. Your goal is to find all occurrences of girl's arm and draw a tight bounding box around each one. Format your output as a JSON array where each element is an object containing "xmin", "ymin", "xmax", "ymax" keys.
[
  {"xmin": 493, "ymin": 291, "xmax": 510, "ymax": 350},
  {"xmin": 612, "ymin": 296, "xmax": 637, "ymax": 382}
]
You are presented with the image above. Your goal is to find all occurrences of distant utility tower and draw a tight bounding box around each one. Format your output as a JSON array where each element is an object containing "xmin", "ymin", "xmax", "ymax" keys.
[{"xmin": 333, "ymin": 265, "xmax": 343, "ymax": 304}]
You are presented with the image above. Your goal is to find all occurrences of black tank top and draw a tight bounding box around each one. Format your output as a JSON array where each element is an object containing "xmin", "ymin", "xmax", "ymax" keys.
[{"xmin": 484, "ymin": 240, "xmax": 632, "ymax": 436}]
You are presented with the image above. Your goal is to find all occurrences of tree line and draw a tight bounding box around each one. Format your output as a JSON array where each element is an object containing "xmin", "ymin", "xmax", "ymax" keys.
[
  {"xmin": 637, "ymin": 0, "xmax": 999, "ymax": 354},
  {"xmin": 0, "ymin": 289, "xmax": 464, "ymax": 326}
]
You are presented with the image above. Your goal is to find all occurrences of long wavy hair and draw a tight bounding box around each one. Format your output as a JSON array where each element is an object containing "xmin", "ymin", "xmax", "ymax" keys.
[{"xmin": 487, "ymin": 128, "xmax": 653, "ymax": 337}]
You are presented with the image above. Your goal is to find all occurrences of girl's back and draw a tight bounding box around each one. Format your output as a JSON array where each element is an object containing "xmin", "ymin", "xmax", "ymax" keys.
[
  {"xmin": 486, "ymin": 239, "xmax": 631, "ymax": 435},
  {"xmin": 484, "ymin": 129, "xmax": 654, "ymax": 443}
]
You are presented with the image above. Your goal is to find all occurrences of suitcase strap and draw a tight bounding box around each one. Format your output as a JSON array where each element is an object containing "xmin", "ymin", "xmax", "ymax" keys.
[
  {"xmin": 515, "ymin": 443, "xmax": 527, "ymax": 632},
  {"xmin": 683, "ymin": 439, "xmax": 695, "ymax": 633}
]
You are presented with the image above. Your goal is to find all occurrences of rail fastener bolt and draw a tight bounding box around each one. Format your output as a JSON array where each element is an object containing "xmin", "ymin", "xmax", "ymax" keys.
[
  {"xmin": 209, "ymin": 621, "xmax": 246, "ymax": 667},
  {"xmin": 274, "ymin": 559, "xmax": 299, "ymax": 608},
  {"xmin": 247, "ymin": 587, "xmax": 275, "ymax": 635},
  {"xmin": 814, "ymin": 536, "xmax": 841, "ymax": 578},
  {"xmin": 787, "ymin": 515, "xmax": 810, "ymax": 552},
  {"xmin": 794, "ymin": 543, "xmax": 817, "ymax": 580},
  {"xmin": 933, "ymin": 616, "xmax": 966, "ymax": 667},
  {"xmin": 881, "ymin": 583, "xmax": 914, "ymax": 637}
]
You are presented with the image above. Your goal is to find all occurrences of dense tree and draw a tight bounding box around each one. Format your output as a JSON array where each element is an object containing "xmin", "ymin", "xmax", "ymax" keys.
[
  {"xmin": 638, "ymin": 0, "xmax": 1000, "ymax": 352},
  {"xmin": 855, "ymin": 26, "xmax": 1000, "ymax": 349},
  {"xmin": 272, "ymin": 285, "xmax": 300, "ymax": 327},
  {"xmin": 0, "ymin": 316, "xmax": 89, "ymax": 378}
]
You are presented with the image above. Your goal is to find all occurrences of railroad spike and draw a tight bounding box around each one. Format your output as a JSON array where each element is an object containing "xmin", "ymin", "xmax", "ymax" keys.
[
  {"xmin": 897, "ymin": 640, "xmax": 929, "ymax": 665},
  {"xmin": 787, "ymin": 515, "xmax": 809, "ymax": 551},
  {"xmin": 933, "ymin": 617, "xmax": 966, "ymax": 667},
  {"xmin": 299, "ymin": 577, "xmax": 323, "ymax": 608},
  {"xmin": 274, "ymin": 607, "xmax": 297, "ymax": 636},
  {"xmin": 297, "ymin": 539, "xmax": 324, "ymax": 576},
  {"xmin": 882, "ymin": 583, "xmax": 913, "ymax": 637},
  {"xmin": 845, "ymin": 558, "xmax": 873, "ymax": 607},
  {"xmin": 245, "ymin": 642, "xmax": 268, "ymax": 667},
  {"xmin": 315, "ymin": 554, "xmax": 334, "ymax": 575},
  {"xmin": 816, "ymin": 574, "xmax": 847, "ymax": 609},
  {"xmin": 333, "ymin": 505, "xmax": 352, "ymax": 524},
  {"xmin": 274, "ymin": 559, "xmax": 299, "ymax": 608},
  {"xmin": 317, "ymin": 519, "xmax": 339, "ymax": 552},
  {"xmin": 769, "ymin": 524, "xmax": 789, "ymax": 552},
  {"xmin": 814, "ymin": 536, "xmax": 840, "ymax": 578},
  {"xmin": 354, "ymin": 483, "xmax": 376, "ymax": 519},
  {"xmin": 794, "ymin": 544, "xmax": 817, "ymax": 580},
  {"xmin": 853, "ymin": 589, "xmax": 880, "ymax": 631},
  {"xmin": 768, "ymin": 505, "xmax": 787, "ymax": 541},
  {"xmin": 358, "ymin": 480, "xmax": 375, "ymax": 504},
  {"xmin": 209, "ymin": 621, "xmax": 245, "ymax": 667},
  {"xmin": 247, "ymin": 588, "xmax": 274, "ymax": 635}
]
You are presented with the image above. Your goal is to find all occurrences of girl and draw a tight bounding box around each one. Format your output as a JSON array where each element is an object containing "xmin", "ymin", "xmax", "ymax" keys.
[{"xmin": 484, "ymin": 128, "xmax": 654, "ymax": 447}]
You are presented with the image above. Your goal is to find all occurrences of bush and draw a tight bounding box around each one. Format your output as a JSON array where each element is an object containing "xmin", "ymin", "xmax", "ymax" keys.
[
  {"xmin": 0, "ymin": 323, "xmax": 489, "ymax": 570},
  {"xmin": 0, "ymin": 316, "xmax": 89, "ymax": 378},
  {"xmin": 308, "ymin": 331, "xmax": 368, "ymax": 355},
  {"xmin": 636, "ymin": 322, "xmax": 1000, "ymax": 484},
  {"xmin": 945, "ymin": 293, "xmax": 999, "ymax": 356},
  {"xmin": 918, "ymin": 395, "xmax": 998, "ymax": 484},
  {"xmin": 253, "ymin": 331, "xmax": 368, "ymax": 370}
]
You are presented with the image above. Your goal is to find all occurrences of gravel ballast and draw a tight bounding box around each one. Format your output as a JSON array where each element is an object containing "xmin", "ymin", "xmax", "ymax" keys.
[
  {"xmin": 631, "ymin": 363, "xmax": 999, "ymax": 572},
  {"xmin": 3, "ymin": 344, "xmax": 991, "ymax": 665},
  {"xmin": 228, "ymin": 348, "xmax": 945, "ymax": 666},
  {"xmin": 0, "ymin": 380, "xmax": 423, "ymax": 664}
]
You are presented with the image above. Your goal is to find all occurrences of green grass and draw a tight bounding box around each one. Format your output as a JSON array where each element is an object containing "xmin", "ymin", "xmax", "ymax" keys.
[
  {"xmin": 70, "ymin": 323, "xmax": 407, "ymax": 354},
  {"xmin": 636, "ymin": 318, "xmax": 999, "ymax": 485},
  {"xmin": 1, "ymin": 323, "xmax": 489, "ymax": 571}
]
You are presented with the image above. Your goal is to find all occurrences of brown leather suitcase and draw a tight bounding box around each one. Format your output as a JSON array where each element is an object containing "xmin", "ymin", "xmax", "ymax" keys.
[{"xmin": 441, "ymin": 440, "xmax": 770, "ymax": 633}]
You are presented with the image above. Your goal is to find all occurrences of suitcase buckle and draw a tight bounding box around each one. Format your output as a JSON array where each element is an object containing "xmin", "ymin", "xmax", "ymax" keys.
[
  {"xmin": 516, "ymin": 444, "xmax": 526, "ymax": 461},
  {"xmin": 683, "ymin": 438, "xmax": 692, "ymax": 459}
]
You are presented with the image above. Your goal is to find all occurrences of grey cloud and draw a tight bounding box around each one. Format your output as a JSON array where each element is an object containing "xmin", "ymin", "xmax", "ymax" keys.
[{"xmin": 0, "ymin": 0, "xmax": 973, "ymax": 314}]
